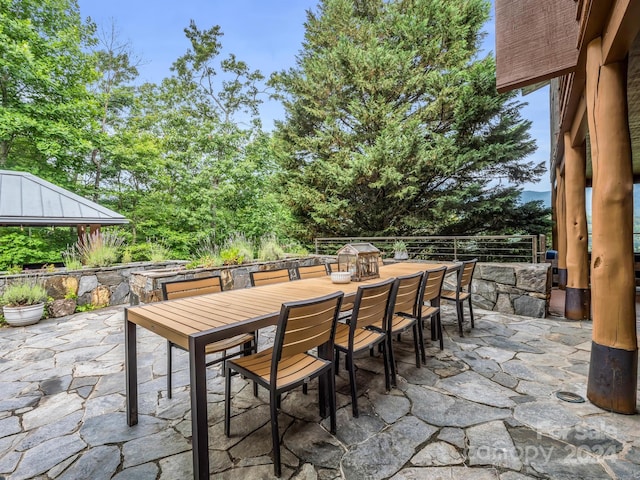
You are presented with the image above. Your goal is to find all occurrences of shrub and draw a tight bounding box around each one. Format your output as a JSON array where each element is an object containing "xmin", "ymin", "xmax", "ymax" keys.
[
  {"xmin": 220, "ymin": 247, "xmax": 244, "ymax": 265},
  {"xmin": 1, "ymin": 279, "xmax": 48, "ymax": 307},
  {"xmin": 0, "ymin": 231, "xmax": 62, "ymax": 270},
  {"xmin": 6, "ymin": 265, "xmax": 23, "ymax": 275}
]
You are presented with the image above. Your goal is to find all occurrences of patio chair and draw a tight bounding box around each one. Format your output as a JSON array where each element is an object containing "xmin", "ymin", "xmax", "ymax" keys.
[
  {"xmin": 440, "ymin": 259, "xmax": 477, "ymax": 336},
  {"xmin": 383, "ymin": 272, "xmax": 424, "ymax": 385},
  {"xmin": 334, "ymin": 278, "xmax": 395, "ymax": 417},
  {"xmin": 419, "ymin": 266, "xmax": 448, "ymax": 353},
  {"xmin": 224, "ymin": 291, "xmax": 343, "ymax": 477},
  {"xmin": 295, "ymin": 264, "xmax": 329, "ymax": 279},
  {"xmin": 250, "ymin": 268, "xmax": 295, "ymax": 286},
  {"xmin": 326, "ymin": 262, "xmax": 356, "ymax": 315},
  {"xmin": 162, "ymin": 276, "xmax": 257, "ymax": 399}
]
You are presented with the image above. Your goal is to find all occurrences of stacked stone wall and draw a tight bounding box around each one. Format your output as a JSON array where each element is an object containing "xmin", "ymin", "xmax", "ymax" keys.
[
  {"xmin": 0, "ymin": 261, "xmax": 187, "ymax": 308},
  {"xmin": 128, "ymin": 256, "xmax": 335, "ymax": 305},
  {"xmin": 470, "ymin": 263, "xmax": 551, "ymax": 318}
]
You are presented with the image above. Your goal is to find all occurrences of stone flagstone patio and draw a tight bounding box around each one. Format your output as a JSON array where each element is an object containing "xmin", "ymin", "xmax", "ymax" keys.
[{"xmin": 1, "ymin": 300, "xmax": 639, "ymax": 479}]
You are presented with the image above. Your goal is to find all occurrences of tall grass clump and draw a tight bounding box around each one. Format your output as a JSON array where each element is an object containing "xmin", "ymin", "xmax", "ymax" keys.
[
  {"xmin": 62, "ymin": 246, "xmax": 83, "ymax": 271},
  {"xmin": 148, "ymin": 239, "xmax": 171, "ymax": 262},
  {"xmin": 75, "ymin": 231, "xmax": 124, "ymax": 267},
  {"xmin": 220, "ymin": 233, "xmax": 254, "ymax": 265},
  {"xmin": 258, "ymin": 234, "xmax": 284, "ymax": 261},
  {"xmin": 189, "ymin": 237, "xmax": 223, "ymax": 268}
]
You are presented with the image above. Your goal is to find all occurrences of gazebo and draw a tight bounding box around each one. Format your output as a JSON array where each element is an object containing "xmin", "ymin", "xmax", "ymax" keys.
[
  {"xmin": 0, "ymin": 169, "xmax": 128, "ymax": 237},
  {"xmin": 495, "ymin": 1, "xmax": 639, "ymax": 414}
]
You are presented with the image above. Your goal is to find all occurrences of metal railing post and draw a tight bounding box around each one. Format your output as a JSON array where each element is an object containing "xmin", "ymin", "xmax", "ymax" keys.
[{"xmin": 453, "ymin": 237, "xmax": 458, "ymax": 261}]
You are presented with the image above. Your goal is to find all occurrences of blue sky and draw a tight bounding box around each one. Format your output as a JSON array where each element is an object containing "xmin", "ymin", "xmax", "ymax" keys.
[{"xmin": 77, "ymin": 0, "xmax": 550, "ymax": 192}]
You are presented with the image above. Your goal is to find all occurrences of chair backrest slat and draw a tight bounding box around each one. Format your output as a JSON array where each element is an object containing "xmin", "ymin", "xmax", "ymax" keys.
[
  {"xmin": 459, "ymin": 259, "xmax": 477, "ymax": 291},
  {"xmin": 250, "ymin": 268, "xmax": 293, "ymax": 287},
  {"xmin": 273, "ymin": 292, "xmax": 343, "ymax": 364},
  {"xmin": 421, "ymin": 266, "xmax": 447, "ymax": 303},
  {"xmin": 162, "ymin": 276, "xmax": 223, "ymax": 300},
  {"xmin": 391, "ymin": 272, "xmax": 423, "ymax": 315},
  {"xmin": 351, "ymin": 278, "xmax": 395, "ymax": 330},
  {"xmin": 297, "ymin": 264, "xmax": 329, "ymax": 279}
]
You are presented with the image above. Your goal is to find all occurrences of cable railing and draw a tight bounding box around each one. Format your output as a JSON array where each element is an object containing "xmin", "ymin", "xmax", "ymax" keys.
[{"xmin": 314, "ymin": 235, "xmax": 545, "ymax": 264}]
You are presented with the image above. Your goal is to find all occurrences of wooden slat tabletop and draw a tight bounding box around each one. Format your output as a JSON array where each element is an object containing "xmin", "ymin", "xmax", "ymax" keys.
[{"xmin": 126, "ymin": 262, "xmax": 453, "ymax": 350}]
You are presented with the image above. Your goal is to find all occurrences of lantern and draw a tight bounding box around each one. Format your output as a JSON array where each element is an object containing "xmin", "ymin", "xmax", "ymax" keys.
[{"xmin": 336, "ymin": 243, "xmax": 381, "ymax": 282}]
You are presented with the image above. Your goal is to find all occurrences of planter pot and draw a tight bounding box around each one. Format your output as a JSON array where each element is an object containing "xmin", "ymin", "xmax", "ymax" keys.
[
  {"xmin": 394, "ymin": 252, "xmax": 409, "ymax": 260},
  {"xmin": 2, "ymin": 303, "xmax": 45, "ymax": 326}
]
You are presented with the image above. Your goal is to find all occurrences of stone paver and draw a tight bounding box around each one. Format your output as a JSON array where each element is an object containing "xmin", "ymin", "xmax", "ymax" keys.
[{"xmin": 0, "ymin": 302, "xmax": 639, "ymax": 479}]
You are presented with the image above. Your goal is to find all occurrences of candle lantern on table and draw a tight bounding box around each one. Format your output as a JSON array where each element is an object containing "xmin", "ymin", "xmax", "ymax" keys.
[{"xmin": 336, "ymin": 243, "xmax": 381, "ymax": 282}]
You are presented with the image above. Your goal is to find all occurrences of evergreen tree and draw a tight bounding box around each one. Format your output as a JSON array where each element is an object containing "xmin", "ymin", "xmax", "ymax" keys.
[{"xmin": 272, "ymin": 0, "xmax": 548, "ymax": 239}]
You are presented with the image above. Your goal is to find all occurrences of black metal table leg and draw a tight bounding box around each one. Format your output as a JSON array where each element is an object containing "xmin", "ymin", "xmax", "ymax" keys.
[
  {"xmin": 189, "ymin": 335, "xmax": 209, "ymax": 480},
  {"xmin": 125, "ymin": 310, "xmax": 138, "ymax": 426}
]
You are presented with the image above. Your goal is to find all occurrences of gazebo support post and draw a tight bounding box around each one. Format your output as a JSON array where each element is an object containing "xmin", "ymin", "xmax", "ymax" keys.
[
  {"xmin": 555, "ymin": 165, "xmax": 567, "ymax": 290},
  {"xmin": 563, "ymin": 133, "xmax": 590, "ymax": 320},
  {"xmin": 585, "ymin": 37, "xmax": 637, "ymax": 414},
  {"xmin": 77, "ymin": 225, "xmax": 87, "ymax": 247}
]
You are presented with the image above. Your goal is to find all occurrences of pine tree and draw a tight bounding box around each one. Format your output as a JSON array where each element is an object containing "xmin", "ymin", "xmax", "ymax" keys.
[{"xmin": 271, "ymin": 0, "xmax": 548, "ymax": 239}]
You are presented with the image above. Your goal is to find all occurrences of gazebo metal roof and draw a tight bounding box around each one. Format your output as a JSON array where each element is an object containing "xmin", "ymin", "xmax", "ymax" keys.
[{"xmin": 0, "ymin": 170, "xmax": 128, "ymax": 226}]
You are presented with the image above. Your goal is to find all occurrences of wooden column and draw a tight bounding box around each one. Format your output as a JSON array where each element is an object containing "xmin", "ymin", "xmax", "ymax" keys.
[
  {"xmin": 77, "ymin": 225, "xmax": 87, "ymax": 247},
  {"xmin": 563, "ymin": 133, "xmax": 590, "ymax": 319},
  {"xmin": 585, "ymin": 37, "xmax": 637, "ymax": 414},
  {"xmin": 555, "ymin": 165, "xmax": 568, "ymax": 289}
]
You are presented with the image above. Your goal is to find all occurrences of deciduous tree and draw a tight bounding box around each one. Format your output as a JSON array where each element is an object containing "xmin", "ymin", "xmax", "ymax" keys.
[{"xmin": 0, "ymin": 0, "xmax": 97, "ymax": 185}]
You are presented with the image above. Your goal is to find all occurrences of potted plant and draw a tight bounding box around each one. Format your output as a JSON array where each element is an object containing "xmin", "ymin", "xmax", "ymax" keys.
[
  {"xmin": 393, "ymin": 240, "xmax": 409, "ymax": 260},
  {"xmin": 1, "ymin": 279, "xmax": 48, "ymax": 326}
]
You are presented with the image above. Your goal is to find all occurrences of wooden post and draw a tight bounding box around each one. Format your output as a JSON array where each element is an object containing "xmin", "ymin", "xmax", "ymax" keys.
[
  {"xmin": 555, "ymin": 165, "xmax": 567, "ymax": 289},
  {"xmin": 77, "ymin": 225, "xmax": 87, "ymax": 247},
  {"xmin": 563, "ymin": 133, "xmax": 590, "ymax": 320},
  {"xmin": 585, "ymin": 37, "xmax": 637, "ymax": 414}
]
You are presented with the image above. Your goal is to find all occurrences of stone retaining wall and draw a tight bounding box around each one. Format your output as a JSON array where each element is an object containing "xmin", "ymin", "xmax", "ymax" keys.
[
  {"xmin": 0, "ymin": 261, "xmax": 187, "ymax": 307},
  {"xmin": 0, "ymin": 260, "xmax": 551, "ymax": 317},
  {"xmin": 470, "ymin": 262, "xmax": 551, "ymax": 318},
  {"xmin": 129, "ymin": 255, "xmax": 336, "ymax": 305}
]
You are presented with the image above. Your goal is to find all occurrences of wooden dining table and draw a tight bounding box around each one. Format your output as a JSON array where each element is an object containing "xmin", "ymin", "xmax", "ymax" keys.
[{"xmin": 124, "ymin": 261, "xmax": 453, "ymax": 479}]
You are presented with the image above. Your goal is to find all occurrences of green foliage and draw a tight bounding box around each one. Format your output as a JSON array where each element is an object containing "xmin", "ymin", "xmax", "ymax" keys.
[
  {"xmin": 220, "ymin": 247, "xmax": 244, "ymax": 265},
  {"xmin": 1, "ymin": 279, "xmax": 48, "ymax": 307},
  {"xmin": 189, "ymin": 237, "xmax": 223, "ymax": 268},
  {"xmin": 6, "ymin": 265, "xmax": 23, "ymax": 275},
  {"xmin": 75, "ymin": 231, "xmax": 125, "ymax": 267},
  {"xmin": 148, "ymin": 239, "xmax": 171, "ymax": 262},
  {"xmin": 75, "ymin": 303, "xmax": 101, "ymax": 313},
  {"xmin": 0, "ymin": 230, "xmax": 64, "ymax": 270},
  {"xmin": 258, "ymin": 234, "xmax": 285, "ymax": 261},
  {"xmin": 0, "ymin": 0, "xmax": 98, "ymax": 180},
  {"xmin": 225, "ymin": 233, "xmax": 254, "ymax": 262},
  {"xmin": 62, "ymin": 249, "xmax": 83, "ymax": 271},
  {"xmin": 219, "ymin": 233, "xmax": 254, "ymax": 265},
  {"xmin": 271, "ymin": 0, "xmax": 545, "ymax": 238},
  {"xmin": 393, "ymin": 241, "xmax": 407, "ymax": 254}
]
